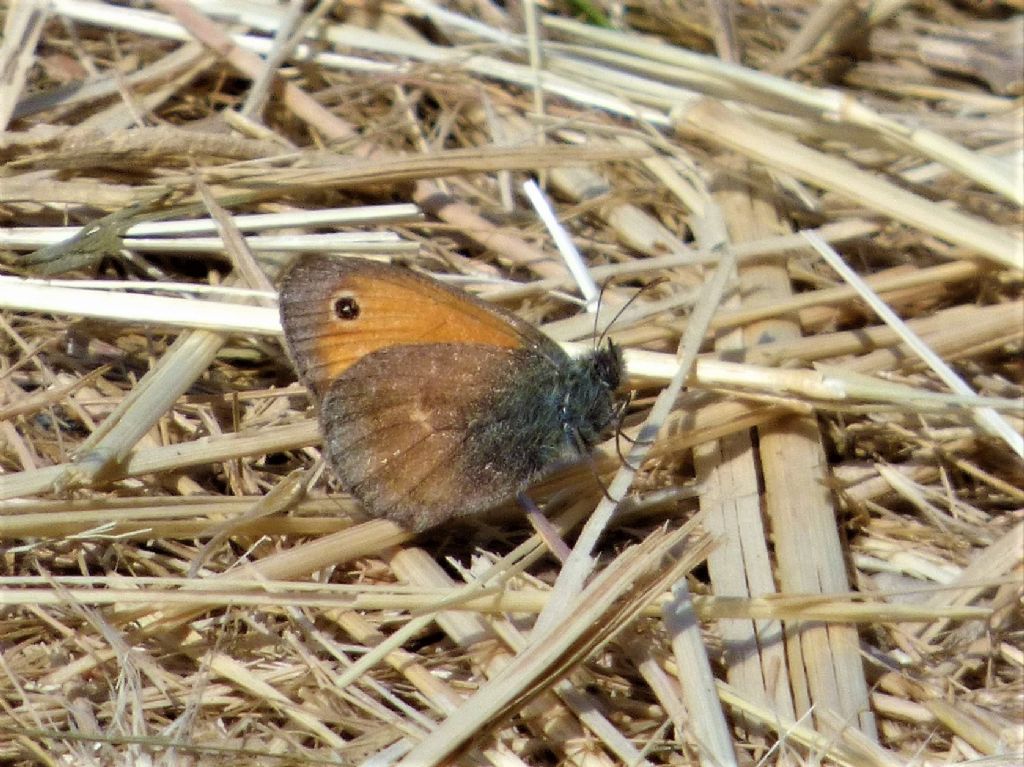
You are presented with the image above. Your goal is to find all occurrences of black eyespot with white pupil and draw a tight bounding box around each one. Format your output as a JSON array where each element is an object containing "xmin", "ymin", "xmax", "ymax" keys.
[{"xmin": 333, "ymin": 294, "xmax": 360, "ymax": 321}]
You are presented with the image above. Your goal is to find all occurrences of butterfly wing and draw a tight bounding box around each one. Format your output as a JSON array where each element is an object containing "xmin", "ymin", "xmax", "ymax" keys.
[
  {"xmin": 320, "ymin": 343, "xmax": 570, "ymax": 531},
  {"xmin": 279, "ymin": 255, "xmax": 581, "ymax": 530},
  {"xmin": 279, "ymin": 255, "xmax": 556, "ymax": 398}
]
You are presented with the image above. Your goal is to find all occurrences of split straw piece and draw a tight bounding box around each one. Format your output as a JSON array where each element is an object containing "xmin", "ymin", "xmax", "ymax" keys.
[
  {"xmin": 676, "ymin": 100, "xmax": 1022, "ymax": 271},
  {"xmin": 543, "ymin": 14, "xmax": 1022, "ymax": 206}
]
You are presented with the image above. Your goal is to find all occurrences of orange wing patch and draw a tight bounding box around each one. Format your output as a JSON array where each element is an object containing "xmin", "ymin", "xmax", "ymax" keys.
[{"xmin": 280, "ymin": 255, "xmax": 527, "ymax": 397}]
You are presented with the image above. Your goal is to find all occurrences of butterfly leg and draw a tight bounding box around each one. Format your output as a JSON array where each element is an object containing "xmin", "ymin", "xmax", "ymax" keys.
[{"xmin": 517, "ymin": 491, "xmax": 571, "ymax": 564}]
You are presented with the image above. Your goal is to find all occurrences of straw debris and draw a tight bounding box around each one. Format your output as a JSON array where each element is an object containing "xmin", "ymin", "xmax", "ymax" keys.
[{"xmin": 0, "ymin": 1, "xmax": 1021, "ymax": 765}]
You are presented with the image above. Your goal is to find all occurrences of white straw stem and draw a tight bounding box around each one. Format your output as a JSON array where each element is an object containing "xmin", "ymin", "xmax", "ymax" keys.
[
  {"xmin": 0, "ymin": 204, "xmax": 420, "ymax": 246},
  {"xmin": 803, "ymin": 231, "xmax": 1023, "ymax": 459},
  {"xmin": 522, "ymin": 179, "xmax": 600, "ymax": 311},
  {"xmin": 0, "ymin": 277, "xmax": 281, "ymax": 335}
]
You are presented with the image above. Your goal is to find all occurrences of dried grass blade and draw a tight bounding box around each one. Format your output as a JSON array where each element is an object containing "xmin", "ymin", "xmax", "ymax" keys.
[{"xmin": 397, "ymin": 525, "xmax": 712, "ymax": 765}]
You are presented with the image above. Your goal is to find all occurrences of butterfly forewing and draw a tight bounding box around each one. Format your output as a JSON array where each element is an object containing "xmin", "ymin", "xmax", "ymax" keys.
[{"xmin": 280, "ymin": 256, "xmax": 551, "ymax": 398}]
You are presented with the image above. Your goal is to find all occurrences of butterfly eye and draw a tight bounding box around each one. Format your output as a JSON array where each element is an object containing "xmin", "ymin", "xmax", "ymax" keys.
[{"xmin": 332, "ymin": 294, "xmax": 360, "ymax": 321}]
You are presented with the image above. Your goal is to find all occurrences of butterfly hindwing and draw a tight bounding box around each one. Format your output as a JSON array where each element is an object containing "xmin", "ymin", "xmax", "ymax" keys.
[{"xmin": 320, "ymin": 343, "xmax": 572, "ymax": 530}]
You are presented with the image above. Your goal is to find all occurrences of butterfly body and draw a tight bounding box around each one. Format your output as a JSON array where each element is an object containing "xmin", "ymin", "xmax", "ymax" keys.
[{"xmin": 280, "ymin": 255, "xmax": 623, "ymax": 531}]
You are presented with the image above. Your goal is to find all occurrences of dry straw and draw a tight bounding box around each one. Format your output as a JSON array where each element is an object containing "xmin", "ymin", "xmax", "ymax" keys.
[{"xmin": 0, "ymin": 0, "xmax": 1021, "ymax": 765}]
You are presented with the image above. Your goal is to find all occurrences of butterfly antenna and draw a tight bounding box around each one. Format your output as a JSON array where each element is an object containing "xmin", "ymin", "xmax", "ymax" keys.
[
  {"xmin": 592, "ymin": 277, "xmax": 612, "ymax": 351},
  {"xmin": 595, "ymin": 277, "xmax": 666, "ymax": 349}
]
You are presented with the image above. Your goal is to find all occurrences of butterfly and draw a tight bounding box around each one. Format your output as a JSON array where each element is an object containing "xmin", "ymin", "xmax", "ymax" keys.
[{"xmin": 279, "ymin": 255, "xmax": 624, "ymax": 531}]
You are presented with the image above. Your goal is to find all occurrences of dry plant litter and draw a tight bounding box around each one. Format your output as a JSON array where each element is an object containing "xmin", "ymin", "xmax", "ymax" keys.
[{"xmin": 0, "ymin": 0, "xmax": 1022, "ymax": 765}]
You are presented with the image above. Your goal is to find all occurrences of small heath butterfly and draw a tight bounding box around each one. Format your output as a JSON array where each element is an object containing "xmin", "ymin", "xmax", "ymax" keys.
[{"xmin": 279, "ymin": 255, "xmax": 624, "ymax": 531}]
